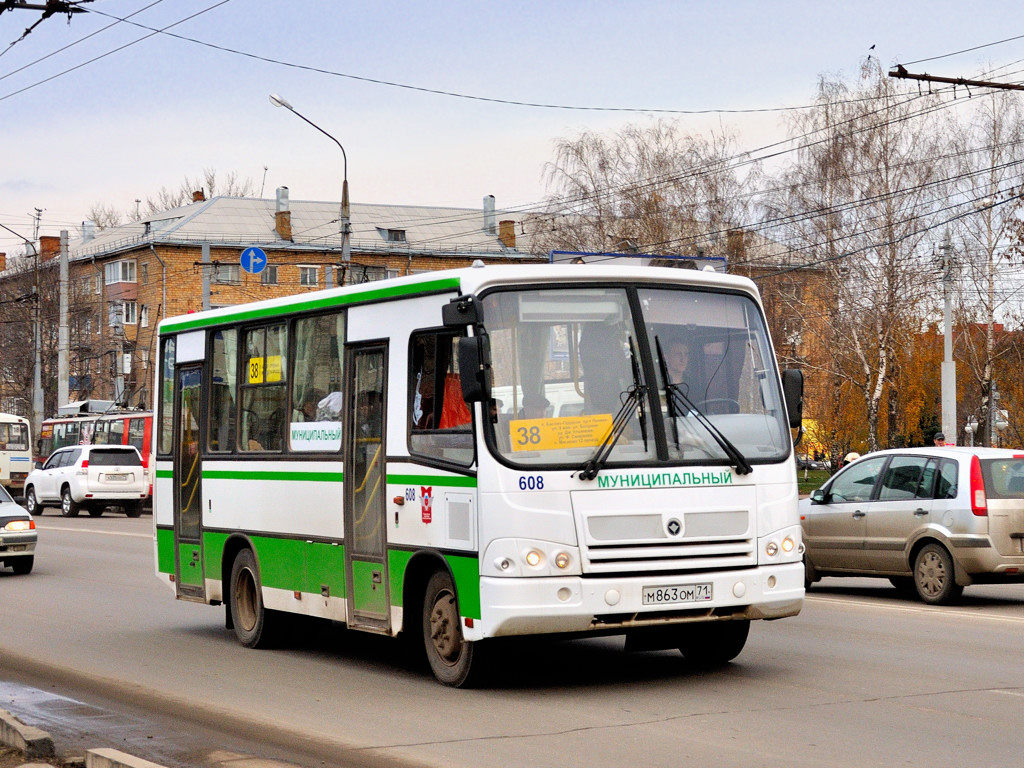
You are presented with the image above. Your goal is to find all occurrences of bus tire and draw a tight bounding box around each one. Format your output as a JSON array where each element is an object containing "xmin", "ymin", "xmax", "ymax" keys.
[
  {"xmin": 60, "ymin": 487, "xmax": 81, "ymax": 517},
  {"xmin": 124, "ymin": 502, "xmax": 143, "ymax": 518},
  {"xmin": 229, "ymin": 549, "xmax": 278, "ymax": 648},
  {"xmin": 678, "ymin": 620, "xmax": 750, "ymax": 666},
  {"xmin": 423, "ymin": 570, "xmax": 484, "ymax": 687}
]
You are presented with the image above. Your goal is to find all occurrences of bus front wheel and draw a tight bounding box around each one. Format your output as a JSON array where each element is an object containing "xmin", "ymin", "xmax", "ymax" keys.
[
  {"xmin": 229, "ymin": 549, "xmax": 278, "ymax": 648},
  {"xmin": 678, "ymin": 620, "xmax": 750, "ymax": 666},
  {"xmin": 422, "ymin": 570, "xmax": 483, "ymax": 687}
]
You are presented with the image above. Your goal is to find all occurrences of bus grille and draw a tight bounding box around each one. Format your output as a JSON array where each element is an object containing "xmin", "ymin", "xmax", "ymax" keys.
[
  {"xmin": 574, "ymin": 503, "xmax": 757, "ymax": 575},
  {"xmin": 583, "ymin": 538, "xmax": 755, "ymax": 574}
]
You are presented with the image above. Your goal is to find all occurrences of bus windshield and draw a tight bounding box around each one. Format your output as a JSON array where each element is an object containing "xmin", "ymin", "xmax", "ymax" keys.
[{"xmin": 481, "ymin": 285, "xmax": 791, "ymax": 470}]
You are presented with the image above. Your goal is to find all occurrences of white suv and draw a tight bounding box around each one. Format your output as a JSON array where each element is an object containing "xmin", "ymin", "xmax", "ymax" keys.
[{"xmin": 24, "ymin": 445, "xmax": 148, "ymax": 518}]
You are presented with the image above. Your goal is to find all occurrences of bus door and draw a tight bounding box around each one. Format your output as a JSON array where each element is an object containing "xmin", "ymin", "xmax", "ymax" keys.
[
  {"xmin": 344, "ymin": 343, "xmax": 389, "ymax": 632},
  {"xmin": 173, "ymin": 365, "xmax": 205, "ymax": 600}
]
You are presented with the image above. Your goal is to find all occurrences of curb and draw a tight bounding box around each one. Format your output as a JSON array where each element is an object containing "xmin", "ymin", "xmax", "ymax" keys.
[
  {"xmin": 0, "ymin": 709, "xmax": 167, "ymax": 768},
  {"xmin": 0, "ymin": 709, "xmax": 53, "ymax": 759}
]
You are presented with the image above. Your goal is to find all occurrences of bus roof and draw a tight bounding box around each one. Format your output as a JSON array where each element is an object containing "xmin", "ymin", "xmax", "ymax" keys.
[
  {"xmin": 0, "ymin": 413, "xmax": 29, "ymax": 425},
  {"xmin": 158, "ymin": 263, "xmax": 762, "ymax": 336}
]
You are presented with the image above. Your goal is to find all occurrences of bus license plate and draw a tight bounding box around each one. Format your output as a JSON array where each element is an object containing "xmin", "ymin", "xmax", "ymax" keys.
[
  {"xmin": 105, "ymin": 473, "xmax": 128, "ymax": 481},
  {"xmin": 642, "ymin": 583, "xmax": 713, "ymax": 605}
]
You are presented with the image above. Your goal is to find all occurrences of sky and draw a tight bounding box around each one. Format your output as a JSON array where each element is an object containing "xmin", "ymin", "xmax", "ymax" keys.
[{"xmin": 1, "ymin": 0, "xmax": 1023, "ymax": 254}]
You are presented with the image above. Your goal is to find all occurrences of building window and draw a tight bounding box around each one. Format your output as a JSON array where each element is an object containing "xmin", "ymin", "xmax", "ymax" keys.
[
  {"xmin": 212, "ymin": 263, "xmax": 241, "ymax": 284},
  {"xmin": 299, "ymin": 266, "xmax": 318, "ymax": 287},
  {"xmin": 353, "ymin": 265, "xmax": 397, "ymax": 283},
  {"xmin": 109, "ymin": 301, "xmax": 137, "ymax": 326},
  {"xmin": 141, "ymin": 263, "xmax": 149, "ymax": 284},
  {"xmin": 377, "ymin": 227, "xmax": 407, "ymax": 242},
  {"xmin": 104, "ymin": 260, "xmax": 136, "ymax": 285},
  {"xmin": 140, "ymin": 305, "xmax": 149, "ymax": 328},
  {"xmin": 261, "ymin": 265, "xmax": 278, "ymax": 285}
]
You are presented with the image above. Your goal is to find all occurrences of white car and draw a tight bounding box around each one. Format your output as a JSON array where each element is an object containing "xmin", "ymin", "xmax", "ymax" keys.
[
  {"xmin": 24, "ymin": 445, "xmax": 148, "ymax": 518},
  {"xmin": 0, "ymin": 484, "xmax": 36, "ymax": 574},
  {"xmin": 800, "ymin": 446, "xmax": 1024, "ymax": 604}
]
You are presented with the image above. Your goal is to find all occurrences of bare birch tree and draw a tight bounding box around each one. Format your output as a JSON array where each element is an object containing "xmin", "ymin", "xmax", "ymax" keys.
[{"xmin": 535, "ymin": 121, "xmax": 754, "ymax": 259}]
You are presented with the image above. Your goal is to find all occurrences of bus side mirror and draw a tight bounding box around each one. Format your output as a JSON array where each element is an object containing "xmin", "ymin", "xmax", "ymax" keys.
[
  {"xmin": 442, "ymin": 295, "xmax": 483, "ymax": 327},
  {"xmin": 457, "ymin": 335, "xmax": 492, "ymax": 403},
  {"xmin": 782, "ymin": 369, "xmax": 803, "ymax": 429}
]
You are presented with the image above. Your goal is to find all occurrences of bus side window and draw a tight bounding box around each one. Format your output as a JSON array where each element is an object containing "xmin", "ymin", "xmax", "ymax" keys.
[
  {"xmin": 289, "ymin": 312, "xmax": 345, "ymax": 452},
  {"xmin": 240, "ymin": 324, "xmax": 287, "ymax": 452},
  {"xmin": 208, "ymin": 328, "xmax": 238, "ymax": 453},
  {"xmin": 409, "ymin": 330, "xmax": 473, "ymax": 465}
]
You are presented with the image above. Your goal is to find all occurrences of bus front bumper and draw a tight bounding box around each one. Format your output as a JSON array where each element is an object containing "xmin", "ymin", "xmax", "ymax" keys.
[{"xmin": 472, "ymin": 561, "xmax": 804, "ymax": 640}]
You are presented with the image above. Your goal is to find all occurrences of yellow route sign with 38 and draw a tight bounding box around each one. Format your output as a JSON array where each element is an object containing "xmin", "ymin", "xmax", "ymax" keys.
[{"xmin": 509, "ymin": 414, "xmax": 613, "ymax": 452}]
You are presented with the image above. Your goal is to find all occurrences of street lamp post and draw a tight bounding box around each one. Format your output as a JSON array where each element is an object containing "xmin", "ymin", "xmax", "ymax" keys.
[
  {"xmin": 0, "ymin": 222, "xmax": 42, "ymax": 433},
  {"xmin": 269, "ymin": 94, "xmax": 350, "ymax": 267}
]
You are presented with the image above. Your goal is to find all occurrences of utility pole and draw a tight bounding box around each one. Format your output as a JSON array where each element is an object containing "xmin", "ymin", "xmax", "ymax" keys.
[
  {"xmin": 58, "ymin": 230, "xmax": 69, "ymax": 408},
  {"xmin": 939, "ymin": 232, "xmax": 956, "ymax": 445},
  {"xmin": 31, "ymin": 209, "xmax": 43, "ymax": 440}
]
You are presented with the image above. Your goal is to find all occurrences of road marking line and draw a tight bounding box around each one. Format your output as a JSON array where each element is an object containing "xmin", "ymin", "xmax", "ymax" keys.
[
  {"xmin": 34, "ymin": 524, "xmax": 151, "ymax": 539},
  {"xmin": 806, "ymin": 594, "xmax": 1024, "ymax": 624},
  {"xmin": 991, "ymin": 690, "xmax": 1024, "ymax": 698}
]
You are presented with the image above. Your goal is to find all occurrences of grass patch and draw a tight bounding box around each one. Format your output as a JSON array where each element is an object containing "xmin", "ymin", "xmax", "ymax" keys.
[{"xmin": 797, "ymin": 468, "xmax": 831, "ymax": 496}]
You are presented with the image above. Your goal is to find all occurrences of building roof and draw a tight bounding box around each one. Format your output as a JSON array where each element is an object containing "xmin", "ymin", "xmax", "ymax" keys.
[{"xmin": 55, "ymin": 194, "xmax": 536, "ymax": 264}]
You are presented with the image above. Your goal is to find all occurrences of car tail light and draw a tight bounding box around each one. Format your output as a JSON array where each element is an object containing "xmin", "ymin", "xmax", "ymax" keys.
[
  {"xmin": 81, "ymin": 459, "xmax": 89, "ymax": 469},
  {"xmin": 76, "ymin": 458, "xmax": 89, "ymax": 475},
  {"xmin": 142, "ymin": 455, "xmax": 148, "ymax": 469},
  {"xmin": 970, "ymin": 455, "xmax": 987, "ymax": 516}
]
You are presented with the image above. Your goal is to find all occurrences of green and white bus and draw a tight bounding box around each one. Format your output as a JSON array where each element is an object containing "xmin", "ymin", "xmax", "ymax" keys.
[{"xmin": 153, "ymin": 263, "xmax": 805, "ymax": 686}]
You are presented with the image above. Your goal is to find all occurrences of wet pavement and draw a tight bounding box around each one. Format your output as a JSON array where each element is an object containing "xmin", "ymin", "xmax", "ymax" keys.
[{"xmin": 0, "ymin": 682, "xmax": 309, "ymax": 768}]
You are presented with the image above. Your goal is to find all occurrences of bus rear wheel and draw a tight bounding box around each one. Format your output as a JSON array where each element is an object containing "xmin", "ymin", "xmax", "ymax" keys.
[
  {"xmin": 678, "ymin": 620, "xmax": 750, "ymax": 666},
  {"xmin": 423, "ymin": 570, "xmax": 483, "ymax": 687},
  {"xmin": 229, "ymin": 549, "xmax": 278, "ymax": 648}
]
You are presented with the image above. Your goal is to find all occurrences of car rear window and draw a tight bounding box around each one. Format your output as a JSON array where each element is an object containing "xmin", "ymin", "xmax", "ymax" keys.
[
  {"xmin": 88, "ymin": 448, "xmax": 142, "ymax": 466},
  {"xmin": 980, "ymin": 458, "xmax": 1024, "ymax": 498}
]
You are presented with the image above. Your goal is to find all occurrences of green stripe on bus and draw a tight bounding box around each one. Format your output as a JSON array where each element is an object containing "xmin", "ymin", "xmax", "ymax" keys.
[
  {"xmin": 156, "ymin": 527, "xmax": 174, "ymax": 573},
  {"xmin": 387, "ymin": 474, "xmax": 477, "ymax": 488},
  {"xmin": 162, "ymin": 527, "xmax": 480, "ymax": 620},
  {"xmin": 447, "ymin": 553, "xmax": 481, "ymax": 619},
  {"xmin": 160, "ymin": 277, "xmax": 461, "ymax": 333},
  {"xmin": 203, "ymin": 469, "xmax": 344, "ymax": 482}
]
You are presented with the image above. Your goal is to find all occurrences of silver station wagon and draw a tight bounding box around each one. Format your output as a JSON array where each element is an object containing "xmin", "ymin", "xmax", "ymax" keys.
[{"xmin": 800, "ymin": 447, "xmax": 1024, "ymax": 604}]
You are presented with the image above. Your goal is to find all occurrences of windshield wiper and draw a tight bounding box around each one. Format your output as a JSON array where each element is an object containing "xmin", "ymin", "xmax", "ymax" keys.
[
  {"xmin": 577, "ymin": 337, "xmax": 647, "ymax": 481},
  {"xmin": 654, "ymin": 335, "xmax": 753, "ymax": 476}
]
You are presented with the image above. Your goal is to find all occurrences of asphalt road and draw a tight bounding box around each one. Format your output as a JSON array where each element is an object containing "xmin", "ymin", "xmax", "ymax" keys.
[{"xmin": 2, "ymin": 515, "xmax": 1023, "ymax": 768}]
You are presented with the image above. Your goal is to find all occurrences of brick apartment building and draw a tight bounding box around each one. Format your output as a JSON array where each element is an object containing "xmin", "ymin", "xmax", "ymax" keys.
[{"xmin": 0, "ymin": 190, "xmax": 543, "ymax": 415}]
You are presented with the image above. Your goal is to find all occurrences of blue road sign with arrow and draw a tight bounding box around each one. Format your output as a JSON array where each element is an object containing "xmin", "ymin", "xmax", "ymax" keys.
[{"xmin": 241, "ymin": 246, "xmax": 267, "ymax": 274}]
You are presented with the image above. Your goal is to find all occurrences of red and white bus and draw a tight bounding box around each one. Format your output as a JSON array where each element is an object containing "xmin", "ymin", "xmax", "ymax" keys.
[{"xmin": 38, "ymin": 405, "xmax": 153, "ymax": 497}]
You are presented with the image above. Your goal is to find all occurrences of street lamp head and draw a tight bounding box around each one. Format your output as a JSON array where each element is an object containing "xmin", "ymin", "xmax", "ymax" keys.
[{"xmin": 269, "ymin": 93, "xmax": 293, "ymax": 111}]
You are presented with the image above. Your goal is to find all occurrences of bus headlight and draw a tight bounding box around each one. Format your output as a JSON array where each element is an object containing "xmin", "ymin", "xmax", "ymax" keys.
[
  {"xmin": 759, "ymin": 527, "xmax": 802, "ymax": 564},
  {"xmin": 483, "ymin": 539, "xmax": 582, "ymax": 577}
]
